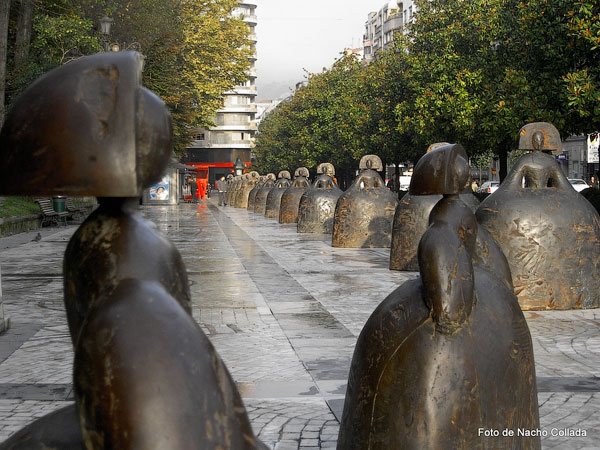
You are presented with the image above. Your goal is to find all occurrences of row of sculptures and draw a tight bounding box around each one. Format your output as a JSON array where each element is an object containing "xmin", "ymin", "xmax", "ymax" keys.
[
  {"xmin": 0, "ymin": 51, "xmax": 594, "ymax": 449},
  {"xmin": 224, "ymin": 124, "xmax": 600, "ymax": 312}
]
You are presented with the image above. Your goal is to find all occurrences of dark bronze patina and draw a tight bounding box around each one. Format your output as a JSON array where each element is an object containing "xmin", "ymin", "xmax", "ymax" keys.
[
  {"xmin": 338, "ymin": 143, "xmax": 540, "ymax": 450},
  {"xmin": 332, "ymin": 155, "xmax": 398, "ymax": 248},
  {"xmin": 0, "ymin": 52, "xmax": 264, "ymax": 449},
  {"xmin": 225, "ymin": 174, "xmax": 234, "ymax": 206},
  {"xmin": 253, "ymin": 172, "xmax": 278, "ymax": 214},
  {"xmin": 390, "ymin": 181, "xmax": 479, "ymax": 270},
  {"xmin": 477, "ymin": 122, "xmax": 600, "ymax": 310},
  {"xmin": 279, "ymin": 167, "xmax": 311, "ymax": 223},
  {"xmin": 297, "ymin": 163, "xmax": 343, "ymax": 234},
  {"xmin": 247, "ymin": 175, "xmax": 268, "ymax": 211},
  {"xmin": 265, "ymin": 171, "xmax": 293, "ymax": 218},
  {"xmin": 235, "ymin": 171, "xmax": 260, "ymax": 208},
  {"xmin": 232, "ymin": 174, "xmax": 248, "ymax": 207},
  {"xmin": 0, "ymin": 52, "xmax": 170, "ymax": 196},
  {"xmin": 228, "ymin": 175, "xmax": 243, "ymax": 206}
]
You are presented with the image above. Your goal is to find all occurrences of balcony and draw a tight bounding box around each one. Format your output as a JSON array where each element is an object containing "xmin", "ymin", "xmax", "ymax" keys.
[
  {"xmin": 211, "ymin": 124, "xmax": 257, "ymax": 132},
  {"xmin": 217, "ymin": 105, "xmax": 257, "ymax": 113},
  {"xmin": 225, "ymin": 86, "xmax": 257, "ymax": 96},
  {"xmin": 243, "ymin": 15, "xmax": 257, "ymax": 25}
]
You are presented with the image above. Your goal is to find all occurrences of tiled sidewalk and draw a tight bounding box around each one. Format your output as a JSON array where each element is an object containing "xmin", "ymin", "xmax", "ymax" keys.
[{"xmin": 0, "ymin": 201, "xmax": 598, "ymax": 449}]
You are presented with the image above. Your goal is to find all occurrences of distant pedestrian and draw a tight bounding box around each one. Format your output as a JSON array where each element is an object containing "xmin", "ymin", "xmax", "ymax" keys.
[
  {"xmin": 471, "ymin": 179, "xmax": 479, "ymax": 192},
  {"xmin": 591, "ymin": 176, "xmax": 598, "ymax": 189},
  {"xmin": 198, "ymin": 179, "xmax": 207, "ymax": 200},
  {"xmin": 217, "ymin": 176, "xmax": 228, "ymax": 206},
  {"xmin": 189, "ymin": 177, "xmax": 198, "ymax": 202}
]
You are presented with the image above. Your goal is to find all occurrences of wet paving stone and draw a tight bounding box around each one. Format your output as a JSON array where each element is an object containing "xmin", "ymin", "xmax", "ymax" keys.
[{"xmin": 0, "ymin": 200, "xmax": 598, "ymax": 448}]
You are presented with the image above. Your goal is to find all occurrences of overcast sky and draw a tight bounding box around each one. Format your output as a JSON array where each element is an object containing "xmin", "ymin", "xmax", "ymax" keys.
[{"xmin": 255, "ymin": 0, "xmax": 389, "ymax": 100}]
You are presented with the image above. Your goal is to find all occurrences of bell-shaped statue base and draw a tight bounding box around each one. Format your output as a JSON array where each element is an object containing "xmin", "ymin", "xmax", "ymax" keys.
[
  {"xmin": 339, "ymin": 143, "xmax": 540, "ymax": 450},
  {"xmin": 477, "ymin": 152, "xmax": 600, "ymax": 310},
  {"xmin": 332, "ymin": 156, "xmax": 398, "ymax": 248},
  {"xmin": 390, "ymin": 191, "xmax": 479, "ymax": 271},
  {"xmin": 338, "ymin": 272, "xmax": 540, "ymax": 450}
]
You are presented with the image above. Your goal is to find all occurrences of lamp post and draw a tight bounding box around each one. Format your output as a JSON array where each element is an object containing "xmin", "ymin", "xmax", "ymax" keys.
[
  {"xmin": 99, "ymin": 16, "xmax": 113, "ymax": 52},
  {"xmin": 234, "ymin": 157, "xmax": 244, "ymax": 176}
]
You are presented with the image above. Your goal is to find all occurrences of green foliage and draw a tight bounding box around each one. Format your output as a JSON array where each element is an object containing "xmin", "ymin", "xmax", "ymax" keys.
[
  {"xmin": 257, "ymin": 0, "xmax": 599, "ymax": 178},
  {"xmin": 397, "ymin": 0, "xmax": 599, "ymax": 158},
  {"xmin": 32, "ymin": 13, "xmax": 101, "ymax": 65},
  {"xmin": 254, "ymin": 55, "xmax": 368, "ymax": 174},
  {"xmin": 4, "ymin": 0, "xmax": 251, "ymax": 155},
  {"xmin": 254, "ymin": 51, "xmax": 420, "ymax": 175},
  {"xmin": 0, "ymin": 197, "xmax": 39, "ymax": 218}
]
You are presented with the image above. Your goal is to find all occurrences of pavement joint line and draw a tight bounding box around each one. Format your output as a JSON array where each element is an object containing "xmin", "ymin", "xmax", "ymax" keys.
[
  {"xmin": 0, "ymin": 322, "xmax": 43, "ymax": 364},
  {"xmin": 0, "ymin": 377, "xmax": 599, "ymax": 402},
  {"xmin": 1, "ymin": 202, "xmax": 598, "ymax": 449},
  {"xmin": 210, "ymin": 204, "xmax": 352, "ymax": 420}
]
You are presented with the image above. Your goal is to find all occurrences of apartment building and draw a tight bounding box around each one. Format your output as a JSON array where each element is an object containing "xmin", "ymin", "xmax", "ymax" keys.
[
  {"xmin": 182, "ymin": 1, "xmax": 257, "ymax": 184},
  {"xmin": 363, "ymin": 0, "xmax": 417, "ymax": 62}
]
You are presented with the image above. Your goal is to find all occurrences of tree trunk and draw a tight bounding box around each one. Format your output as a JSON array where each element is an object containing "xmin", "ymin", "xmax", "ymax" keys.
[
  {"xmin": 499, "ymin": 143, "xmax": 510, "ymax": 182},
  {"xmin": 0, "ymin": 0, "xmax": 11, "ymax": 128},
  {"xmin": 14, "ymin": 0, "xmax": 34, "ymax": 70}
]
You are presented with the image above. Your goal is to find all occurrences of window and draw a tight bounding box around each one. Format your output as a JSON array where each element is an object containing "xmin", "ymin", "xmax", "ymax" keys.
[{"xmin": 194, "ymin": 133, "xmax": 205, "ymax": 141}]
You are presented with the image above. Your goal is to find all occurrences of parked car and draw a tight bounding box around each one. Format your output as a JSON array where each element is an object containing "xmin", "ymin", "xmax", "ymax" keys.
[
  {"xmin": 477, "ymin": 181, "xmax": 499, "ymax": 194},
  {"xmin": 568, "ymin": 178, "xmax": 589, "ymax": 192}
]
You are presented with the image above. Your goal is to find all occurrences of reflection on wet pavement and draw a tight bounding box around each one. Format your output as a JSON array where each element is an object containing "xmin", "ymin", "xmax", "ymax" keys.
[{"xmin": 0, "ymin": 200, "xmax": 599, "ymax": 449}]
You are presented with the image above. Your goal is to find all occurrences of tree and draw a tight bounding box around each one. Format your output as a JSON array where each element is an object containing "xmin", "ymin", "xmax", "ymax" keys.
[
  {"xmin": 253, "ymin": 55, "xmax": 367, "ymax": 186},
  {"xmin": 13, "ymin": 0, "xmax": 34, "ymax": 69},
  {"xmin": 564, "ymin": 0, "xmax": 600, "ymax": 124},
  {"xmin": 396, "ymin": 0, "xmax": 600, "ymax": 180},
  {"xmin": 3, "ymin": 0, "xmax": 252, "ymax": 156},
  {"xmin": 0, "ymin": 0, "xmax": 11, "ymax": 127}
]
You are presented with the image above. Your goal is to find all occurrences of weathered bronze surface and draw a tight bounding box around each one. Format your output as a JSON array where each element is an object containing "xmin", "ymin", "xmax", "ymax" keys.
[
  {"xmin": 279, "ymin": 167, "xmax": 311, "ymax": 223},
  {"xmin": 390, "ymin": 188, "xmax": 479, "ymax": 271},
  {"xmin": 0, "ymin": 405, "xmax": 82, "ymax": 449},
  {"xmin": 0, "ymin": 52, "xmax": 264, "ymax": 449},
  {"xmin": 297, "ymin": 163, "xmax": 342, "ymax": 234},
  {"xmin": 235, "ymin": 171, "xmax": 260, "ymax": 208},
  {"xmin": 477, "ymin": 123, "xmax": 600, "ymax": 310},
  {"xmin": 228, "ymin": 175, "xmax": 242, "ymax": 206},
  {"xmin": 247, "ymin": 175, "xmax": 268, "ymax": 210},
  {"xmin": 254, "ymin": 171, "xmax": 284, "ymax": 214},
  {"xmin": 338, "ymin": 144, "xmax": 540, "ymax": 450},
  {"xmin": 75, "ymin": 278, "xmax": 257, "ymax": 449},
  {"xmin": 0, "ymin": 52, "xmax": 171, "ymax": 197},
  {"xmin": 265, "ymin": 172, "xmax": 292, "ymax": 219},
  {"xmin": 332, "ymin": 155, "xmax": 398, "ymax": 248}
]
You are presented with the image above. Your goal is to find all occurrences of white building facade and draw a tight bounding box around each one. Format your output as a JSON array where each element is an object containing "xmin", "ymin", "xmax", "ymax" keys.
[
  {"xmin": 363, "ymin": 0, "xmax": 417, "ymax": 62},
  {"xmin": 182, "ymin": 1, "xmax": 258, "ymax": 183}
]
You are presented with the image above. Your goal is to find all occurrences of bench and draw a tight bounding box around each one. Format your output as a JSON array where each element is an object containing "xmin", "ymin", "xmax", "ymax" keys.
[
  {"xmin": 35, "ymin": 198, "xmax": 69, "ymax": 227},
  {"xmin": 65, "ymin": 198, "xmax": 89, "ymax": 222}
]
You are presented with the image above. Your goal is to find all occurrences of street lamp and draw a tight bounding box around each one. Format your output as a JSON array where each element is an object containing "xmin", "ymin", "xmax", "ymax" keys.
[
  {"xmin": 99, "ymin": 16, "xmax": 114, "ymax": 52},
  {"xmin": 234, "ymin": 157, "xmax": 244, "ymax": 176},
  {"xmin": 99, "ymin": 16, "xmax": 113, "ymax": 36}
]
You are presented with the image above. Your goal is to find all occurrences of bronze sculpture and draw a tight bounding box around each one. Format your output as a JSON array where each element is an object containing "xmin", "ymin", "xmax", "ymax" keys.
[
  {"xmin": 0, "ymin": 52, "xmax": 263, "ymax": 449},
  {"xmin": 332, "ymin": 155, "xmax": 398, "ymax": 248},
  {"xmin": 226, "ymin": 176, "xmax": 234, "ymax": 206},
  {"xmin": 279, "ymin": 167, "xmax": 311, "ymax": 224},
  {"xmin": 228, "ymin": 175, "xmax": 243, "ymax": 207},
  {"xmin": 247, "ymin": 175, "xmax": 268, "ymax": 211},
  {"xmin": 265, "ymin": 171, "xmax": 292, "ymax": 219},
  {"xmin": 236, "ymin": 171, "xmax": 260, "ymax": 208},
  {"xmin": 297, "ymin": 163, "xmax": 342, "ymax": 234},
  {"xmin": 390, "ymin": 144, "xmax": 479, "ymax": 271},
  {"xmin": 476, "ymin": 122, "xmax": 600, "ymax": 309},
  {"xmin": 253, "ymin": 172, "xmax": 278, "ymax": 214},
  {"xmin": 338, "ymin": 143, "xmax": 540, "ymax": 450}
]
